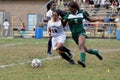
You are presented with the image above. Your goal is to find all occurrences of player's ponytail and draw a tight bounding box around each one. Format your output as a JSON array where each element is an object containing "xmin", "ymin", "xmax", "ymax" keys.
[{"xmin": 46, "ymin": 1, "xmax": 55, "ymax": 11}]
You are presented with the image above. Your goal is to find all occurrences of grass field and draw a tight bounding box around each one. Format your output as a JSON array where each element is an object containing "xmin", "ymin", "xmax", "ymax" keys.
[{"xmin": 0, "ymin": 38, "xmax": 120, "ymax": 80}]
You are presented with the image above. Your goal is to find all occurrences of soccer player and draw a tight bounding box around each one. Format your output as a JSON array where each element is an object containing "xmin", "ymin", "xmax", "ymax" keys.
[
  {"xmin": 47, "ymin": 10, "xmax": 74, "ymax": 64},
  {"xmin": 46, "ymin": 1, "xmax": 67, "ymax": 56},
  {"xmin": 46, "ymin": 1, "xmax": 56, "ymax": 55},
  {"xmin": 63, "ymin": 2, "xmax": 103, "ymax": 68}
]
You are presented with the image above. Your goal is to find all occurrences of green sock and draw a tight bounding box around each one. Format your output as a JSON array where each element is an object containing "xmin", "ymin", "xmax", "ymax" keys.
[
  {"xmin": 80, "ymin": 52, "xmax": 86, "ymax": 62},
  {"xmin": 89, "ymin": 49, "xmax": 98, "ymax": 55}
]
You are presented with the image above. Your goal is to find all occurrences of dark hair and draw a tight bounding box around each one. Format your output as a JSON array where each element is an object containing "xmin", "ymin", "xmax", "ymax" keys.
[
  {"xmin": 52, "ymin": 9, "xmax": 60, "ymax": 16},
  {"xmin": 46, "ymin": 1, "xmax": 55, "ymax": 11},
  {"xmin": 68, "ymin": 2, "xmax": 80, "ymax": 10},
  {"xmin": 5, "ymin": 19, "xmax": 8, "ymax": 21},
  {"xmin": 56, "ymin": 9, "xmax": 67, "ymax": 19},
  {"xmin": 52, "ymin": 9, "xmax": 67, "ymax": 19}
]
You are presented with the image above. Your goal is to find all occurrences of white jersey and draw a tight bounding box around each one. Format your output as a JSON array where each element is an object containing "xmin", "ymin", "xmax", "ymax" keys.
[
  {"xmin": 47, "ymin": 18, "xmax": 65, "ymax": 37},
  {"xmin": 46, "ymin": 9, "xmax": 53, "ymax": 19},
  {"xmin": 3, "ymin": 21, "xmax": 10, "ymax": 29}
]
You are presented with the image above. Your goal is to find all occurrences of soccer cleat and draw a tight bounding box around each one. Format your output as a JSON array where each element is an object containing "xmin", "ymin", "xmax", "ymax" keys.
[
  {"xmin": 96, "ymin": 50, "xmax": 103, "ymax": 60},
  {"xmin": 47, "ymin": 52, "xmax": 52, "ymax": 55},
  {"xmin": 77, "ymin": 60, "xmax": 86, "ymax": 68},
  {"xmin": 69, "ymin": 60, "xmax": 75, "ymax": 65}
]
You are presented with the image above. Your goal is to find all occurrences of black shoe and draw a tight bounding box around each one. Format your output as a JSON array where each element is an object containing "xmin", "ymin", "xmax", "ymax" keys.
[
  {"xmin": 77, "ymin": 60, "xmax": 86, "ymax": 68},
  {"xmin": 69, "ymin": 60, "xmax": 75, "ymax": 65},
  {"xmin": 47, "ymin": 52, "xmax": 52, "ymax": 55},
  {"xmin": 96, "ymin": 50, "xmax": 103, "ymax": 60}
]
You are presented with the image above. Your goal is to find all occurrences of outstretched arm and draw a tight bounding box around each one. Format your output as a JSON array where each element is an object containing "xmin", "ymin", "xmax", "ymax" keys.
[{"xmin": 86, "ymin": 16, "xmax": 104, "ymax": 22}]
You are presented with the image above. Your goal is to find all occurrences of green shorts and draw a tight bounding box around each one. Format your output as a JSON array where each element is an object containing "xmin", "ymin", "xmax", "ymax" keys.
[{"xmin": 72, "ymin": 32, "xmax": 88, "ymax": 45}]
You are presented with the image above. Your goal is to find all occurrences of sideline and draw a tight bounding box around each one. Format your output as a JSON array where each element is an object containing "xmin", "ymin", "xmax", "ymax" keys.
[{"xmin": 0, "ymin": 56, "xmax": 61, "ymax": 69}]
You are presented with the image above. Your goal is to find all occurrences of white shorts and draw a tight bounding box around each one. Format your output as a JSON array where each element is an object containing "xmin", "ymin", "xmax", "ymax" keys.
[{"xmin": 52, "ymin": 34, "xmax": 66, "ymax": 50}]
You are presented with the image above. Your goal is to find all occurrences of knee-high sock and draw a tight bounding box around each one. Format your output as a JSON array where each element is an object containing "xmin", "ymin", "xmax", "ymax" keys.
[
  {"xmin": 89, "ymin": 49, "xmax": 98, "ymax": 55},
  {"xmin": 60, "ymin": 52, "xmax": 71, "ymax": 62},
  {"xmin": 60, "ymin": 46, "xmax": 70, "ymax": 55},
  {"xmin": 80, "ymin": 52, "xmax": 86, "ymax": 62},
  {"xmin": 47, "ymin": 39, "xmax": 52, "ymax": 53}
]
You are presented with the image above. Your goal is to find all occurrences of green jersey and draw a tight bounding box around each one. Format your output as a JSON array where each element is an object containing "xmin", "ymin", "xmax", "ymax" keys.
[{"xmin": 64, "ymin": 10, "xmax": 88, "ymax": 44}]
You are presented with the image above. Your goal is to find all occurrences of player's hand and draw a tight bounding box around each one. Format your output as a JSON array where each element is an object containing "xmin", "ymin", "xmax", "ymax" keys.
[
  {"xmin": 48, "ymin": 32, "xmax": 51, "ymax": 37},
  {"xmin": 49, "ymin": 34, "xmax": 51, "ymax": 37}
]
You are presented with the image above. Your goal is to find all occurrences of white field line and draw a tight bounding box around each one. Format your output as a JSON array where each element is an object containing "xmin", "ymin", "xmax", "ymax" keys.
[
  {"xmin": 0, "ymin": 43, "xmax": 23, "ymax": 47},
  {"xmin": 0, "ymin": 42, "xmax": 60, "ymax": 69},
  {"xmin": 0, "ymin": 42, "xmax": 47, "ymax": 47},
  {"xmin": 0, "ymin": 56, "xmax": 61, "ymax": 69}
]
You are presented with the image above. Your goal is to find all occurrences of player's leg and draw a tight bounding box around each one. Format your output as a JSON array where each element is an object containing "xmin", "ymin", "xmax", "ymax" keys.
[
  {"xmin": 56, "ymin": 43, "xmax": 74, "ymax": 64},
  {"xmin": 84, "ymin": 46, "xmax": 103, "ymax": 60},
  {"xmin": 77, "ymin": 35, "xmax": 86, "ymax": 67},
  {"xmin": 6, "ymin": 29, "xmax": 9, "ymax": 37},
  {"xmin": 59, "ymin": 46, "xmax": 73, "ymax": 58},
  {"xmin": 47, "ymin": 37, "xmax": 52, "ymax": 55},
  {"xmin": 4, "ymin": 29, "xmax": 8, "ymax": 37},
  {"xmin": 58, "ymin": 34, "xmax": 73, "ymax": 58},
  {"xmin": 56, "ymin": 35, "xmax": 74, "ymax": 64}
]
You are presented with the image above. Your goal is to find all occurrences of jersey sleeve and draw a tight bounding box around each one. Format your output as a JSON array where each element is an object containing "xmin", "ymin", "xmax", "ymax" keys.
[
  {"xmin": 83, "ymin": 11, "xmax": 89, "ymax": 20},
  {"xmin": 63, "ymin": 12, "xmax": 69, "ymax": 21},
  {"xmin": 46, "ymin": 11, "xmax": 50, "ymax": 17}
]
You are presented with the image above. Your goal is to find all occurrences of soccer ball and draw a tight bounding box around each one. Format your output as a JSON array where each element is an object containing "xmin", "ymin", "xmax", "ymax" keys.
[{"xmin": 31, "ymin": 58, "xmax": 41, "ymax": 68}]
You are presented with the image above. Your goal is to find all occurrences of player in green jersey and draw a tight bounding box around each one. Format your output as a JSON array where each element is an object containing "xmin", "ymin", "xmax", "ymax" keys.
[{"xmin": 63, "ymin": 2, "xmax": 103, "ymax": 68}]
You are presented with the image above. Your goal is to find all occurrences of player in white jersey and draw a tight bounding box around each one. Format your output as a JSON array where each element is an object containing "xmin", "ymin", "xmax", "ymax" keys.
[
  {"xmin": 47, "ymin": 10, "xmax": 74, "ymax": 64},
  {"xmin": 48, "ymin": 16, "xmax": 66, "ymax": 50},
  {"xmin": 46, "ymin": 1, "xmax": 56, "ymax": 55},
  {"xmin": 46, "ymin": 1, "xmax": 67, "ymax": 56}
]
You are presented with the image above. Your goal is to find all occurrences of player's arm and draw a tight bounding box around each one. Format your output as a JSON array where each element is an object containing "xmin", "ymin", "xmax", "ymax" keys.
[
  {"xmin": 46, "ymin": 16, "xmax": 51, "ymax": 21},
  {"xmin": 83, "ymin": 12, "xmax": 104, "ymax": 22},
  {"xmin": 86, "ymin": 17, "xmax": 104, "ymax": 22},
  {"xmin": 47, "ymin": 27, "xmax": 51, "ymax": 37},
  {"xmin": 61, "ymin": 19, "xmax": 67, "ymax": 27},
  {"xmin": 47, "ymin": 21, "xmax": 51, "ymax": 37},
  {"xmin": 62, "ymin": 12, "xmax": 69, "ymax": 27}
]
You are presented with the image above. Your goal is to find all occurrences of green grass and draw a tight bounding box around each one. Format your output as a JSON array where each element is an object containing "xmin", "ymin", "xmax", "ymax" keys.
[{"xmin": 0, "ymin": 38, "xmax": 120, "ymax": 80}]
